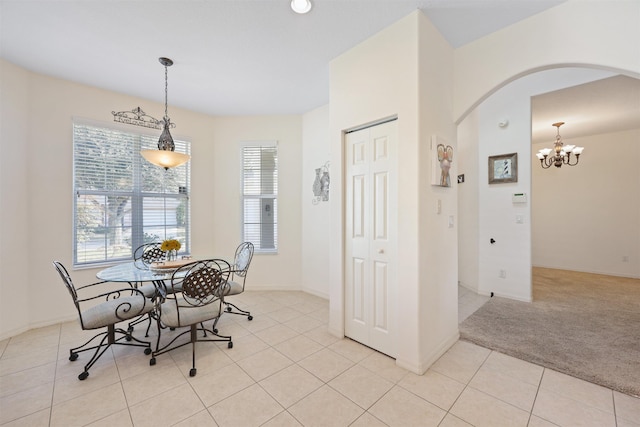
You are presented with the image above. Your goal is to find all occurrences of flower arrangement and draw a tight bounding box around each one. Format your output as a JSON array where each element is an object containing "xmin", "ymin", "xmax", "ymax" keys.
[{"xmin": 161, "ymin": 239, "xmax": 181, "ymax": 252}]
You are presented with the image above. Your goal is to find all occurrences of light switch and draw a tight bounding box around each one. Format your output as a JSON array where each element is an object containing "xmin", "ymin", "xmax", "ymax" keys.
[
  {"xmin": 516, "ymin": 214, "xmax": 524, "ymax": 224},
  {"xmin": 436, "ymin": 199, "xmax": 442, "ymax": 214},
  {"xmin": 448, "ymin": 215, "xmax": 454, "ymax": 228}
]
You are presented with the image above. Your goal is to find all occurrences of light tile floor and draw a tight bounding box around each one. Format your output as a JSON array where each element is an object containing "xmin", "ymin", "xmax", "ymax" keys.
[{"xmin": 1, "ymin": 287, "xmax": 638, "ymax": 426}]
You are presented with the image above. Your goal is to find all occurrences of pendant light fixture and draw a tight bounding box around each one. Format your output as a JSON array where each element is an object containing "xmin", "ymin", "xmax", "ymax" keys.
[
  {"xmin": 140, "ymin": 57, "xmax": 190, "ymax": 170},
  {"xmin": 536, "ymin": 122, "xmax": 584, "ymax": 169}
]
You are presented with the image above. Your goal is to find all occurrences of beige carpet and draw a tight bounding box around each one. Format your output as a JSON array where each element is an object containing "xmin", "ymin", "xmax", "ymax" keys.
[{"xmin": 460, "ymin": 267, "xmax": 640, "ymax": 397}]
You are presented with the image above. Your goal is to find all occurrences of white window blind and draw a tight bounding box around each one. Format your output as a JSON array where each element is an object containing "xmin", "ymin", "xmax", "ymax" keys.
[
  {"xmin": 241, "ymin": 142, "xmax": 278, "ymax": 253},
  {"xmin": 73, "ymin": 122, "xmax": 190, "ymax": 267}
]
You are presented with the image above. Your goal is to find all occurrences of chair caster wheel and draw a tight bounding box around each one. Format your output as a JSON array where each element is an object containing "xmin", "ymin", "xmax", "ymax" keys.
[
  {"xmin": 248, "ymin": 315, "xmax": 253, "ymax": 321},
  {"xmin": 228, "ymin": 341, "xmax": 233, "ymax": 349},
  {"xmin": 144, "ymin": 347, "xmax": 152, "ymax": 355},
  {"xmin": 226, "ymin": 306, "xmax": 232, "ymax": 312},
  {"xmin": 170, "ymin": 327, "xmax": 176, "ymax": 331},
  {"xmin": 213, "ymin": 328, "xmax": 218, "ymax": 334},
  {"xmin": 150, "ymin": 358, "xmax": 156, "ymax": 366},
  {"xmin": 125, "ymin": 335, "xmax": 132, "ymax": 341},
  {"xmin": 189, "ymin": 368, "xmax": 197, "ymax": 377},
  {"xmin": 69, "ymin": 352, "xmax": 78, "ymax": 361},
  {"xmin": 127, "ymin": 326, "xmax": 134, "ymax": 333},
  {"xmin": 78, "ymin": 371, "xmax": 89, "ymax": 380}
]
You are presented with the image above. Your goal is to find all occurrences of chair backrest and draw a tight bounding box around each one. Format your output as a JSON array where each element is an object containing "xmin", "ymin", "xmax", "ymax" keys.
[
  {"xmin": 233, "ymin": 242, "xmax": 254, "ymax": 278},
  {"xmin": 134, "ymin": 242, "xmax": 166, "ymax": 265},
  {"xmin": 53, "ymin": 261, "xmax": 82, "ymax": 321},
  {"xmin": 170, "ymin": 259, "xmax": 231, "ymax": 308}
]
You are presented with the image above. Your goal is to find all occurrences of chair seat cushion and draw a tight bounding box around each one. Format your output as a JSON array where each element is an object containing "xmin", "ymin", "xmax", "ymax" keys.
[
  {"xmin": 224, "ymin": 280, "xmax": 243, "ymax": 296},
  {"xmin": 160, "ymin": 298, "xmax": 222, "ymax": 328},
  {"xmin": 137, "ymin": 283, "xmax": 158, "ymax": 298},
  {"xmin": 82, "ymin": 295, "xmax": 154, "ymax": 330}
]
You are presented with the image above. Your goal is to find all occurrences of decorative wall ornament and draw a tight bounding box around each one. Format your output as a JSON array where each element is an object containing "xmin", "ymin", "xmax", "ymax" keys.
[
  {"xmin": 111, "ymin": 106, "xmax": 171, "ymax": 130},
  {"xmin": 312, "ymin": 161, "xmax": 330, "ymax": 204},
  {"xmin": 431, "ymin": 135, "xmax": 453, "ymax": 187}
]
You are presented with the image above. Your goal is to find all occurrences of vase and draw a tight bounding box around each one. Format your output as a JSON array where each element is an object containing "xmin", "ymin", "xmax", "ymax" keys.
[{"xmin": 167, "ymin": 250, "xmax": 177, "ymax": 261}]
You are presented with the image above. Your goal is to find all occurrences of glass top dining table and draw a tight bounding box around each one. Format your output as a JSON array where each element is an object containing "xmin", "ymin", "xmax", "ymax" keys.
[{"xmin": 96, "ymin": 260, "xmax": 187, "ymax": 283}]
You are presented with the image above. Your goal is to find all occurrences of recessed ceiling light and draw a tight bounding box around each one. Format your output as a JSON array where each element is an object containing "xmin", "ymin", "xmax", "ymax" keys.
[{"xmin": 291, "ymin": 0, "xmax": 312, "ymax": 14}]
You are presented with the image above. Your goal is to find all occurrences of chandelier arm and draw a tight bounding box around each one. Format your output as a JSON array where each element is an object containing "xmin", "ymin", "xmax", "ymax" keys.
[{"xmin": 566, "ymin": 154, "xmax": 580, "ymax": 166}]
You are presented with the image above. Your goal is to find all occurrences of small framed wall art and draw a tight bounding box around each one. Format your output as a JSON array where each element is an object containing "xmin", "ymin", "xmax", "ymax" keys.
[{"xmin": 488, "ymin": 152, "xmax": 518, "ymax": 184}]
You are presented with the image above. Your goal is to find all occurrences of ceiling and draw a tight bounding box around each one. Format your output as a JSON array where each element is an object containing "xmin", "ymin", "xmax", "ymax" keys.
[
  {"xmin": 532, "ymin": 75, "xmax": 640, "ymax": 145},
  {"xmin": 1, "ymin": 0, "xmax": 637, "ymax": 141},
  {"xmin": 1, "ymin": 0, "xmax": 565, "ymax": 116}
]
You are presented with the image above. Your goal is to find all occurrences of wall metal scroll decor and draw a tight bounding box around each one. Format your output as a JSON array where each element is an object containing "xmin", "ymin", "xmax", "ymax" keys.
[
  {"xmin": 312, "ymin": 161, "xmax": 330, "ymax": 205},
  {"xmin": 111, "ymin": 106, "xmax": 176, "ymax": 131}
]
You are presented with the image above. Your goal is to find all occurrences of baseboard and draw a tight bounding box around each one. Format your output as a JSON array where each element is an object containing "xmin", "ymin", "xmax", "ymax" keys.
[
  {"xmin": 479, "ymin": 290, "xmax": 531, "ymax": 303},
  {"xmin": 458, "ymin": 282, "xmax": 478, "ymax": 293},
  {"xmin": 0, "ymin": 314, "xmax": 76, "ymax": 342},
  {"xmin": 533, "ymin": 265, "xmax": 640, "ymax": 280},
  {"xmin": 300, "ymin": 287, "xmax": 329, "ymax": 300},
  {"xmin": 395, "ymin": 331, "xmax": 460, "ymax": 374}
]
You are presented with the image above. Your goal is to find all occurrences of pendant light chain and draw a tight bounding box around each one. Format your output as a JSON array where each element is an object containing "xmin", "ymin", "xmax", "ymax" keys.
[{"xmin": 164, "ymin": 64, "xmax": 169, "ymax": 121}]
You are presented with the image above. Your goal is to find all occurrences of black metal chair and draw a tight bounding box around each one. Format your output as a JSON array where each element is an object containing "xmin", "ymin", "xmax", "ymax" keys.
[
  {"xmin": 127, "ymin": 242, "xmax": 167, "ymax": 337},
  {"xmin": 150, "ymin": 259, "xmax": 233, "ymax": 377},
  {"xmin": 220, "ymin": 242, "xmax": 255, "ymax": 321},
  {"xmin": 135, "ymin": 242, "xmax": 167, "ymax": 265},
  {"xmin": 53, "ymin": 261, "xmax": 154, "ymax": 380}
]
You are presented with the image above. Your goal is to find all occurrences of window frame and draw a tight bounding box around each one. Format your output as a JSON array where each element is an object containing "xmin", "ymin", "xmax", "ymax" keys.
[
  {"xmin": 240, "ymin": 141, "xmax": 278, "ymax": 254},
  {"xmin": 72, "ymin": 119, "xmax": 191, "ymax": 268}
]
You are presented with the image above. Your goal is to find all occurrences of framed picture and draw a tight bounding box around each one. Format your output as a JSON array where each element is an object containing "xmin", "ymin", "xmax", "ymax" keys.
[{"xmin": 488, "ymin": 153, "xmax": 518, "ymax": 184}]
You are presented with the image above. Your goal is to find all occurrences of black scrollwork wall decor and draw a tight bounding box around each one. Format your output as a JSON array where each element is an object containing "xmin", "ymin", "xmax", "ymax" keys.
[{"xmin": 111, "ymin": 106, "xmax": 176, "ymax": 130}]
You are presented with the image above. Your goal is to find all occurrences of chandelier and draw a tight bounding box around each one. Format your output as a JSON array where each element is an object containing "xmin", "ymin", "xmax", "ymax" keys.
[
  {"xmin": 536, "ymin": 122, "xmax": 583, "ymax": 169},
  {"xmin": 140, "ymin": 57, "xmax": 190, "ymax": 170}
]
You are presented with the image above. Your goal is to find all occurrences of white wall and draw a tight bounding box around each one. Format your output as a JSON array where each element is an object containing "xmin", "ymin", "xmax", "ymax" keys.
[
  {"xmin": 330, "ymin": 11, "xmax": 458, "ymax": 374},
  {"xmin": 458, "ymin": 68, "xmax": 628, "ymax": 301},
  {"xmin": 457, "ymin": 110, "xmax": 479, "ymax": 292},
  {"xmin": 453, "ymin": 0, "xmax": 640, "ymax": 123},
  {"xmin": 0, "ymin": 60, "xmax": 303, "ymax": 340},
  {"xmin": 416, "ymin": 11, "xmax": 459, "ymax": 371},
  {"xmin": 0, "ymin": 60, "xmax": 30, "ymax": 337},
  {"xmin": 301, "ymin": 105, "xmax": 331, "ymax": 298},
  {"xmin": 476, "ymin": 86, "xmax": 533, "ymax": 302},
  {"xmin": 533, "ymin": 128, "xmax": 640, "ymax": 278}
]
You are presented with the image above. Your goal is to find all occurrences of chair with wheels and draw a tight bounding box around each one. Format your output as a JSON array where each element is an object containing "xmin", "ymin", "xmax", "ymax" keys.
[
  {"xmin": 127, "ymin": 242, "xmax": 167, "ymax": 337},
  {"xmin": 220, "ymin": 242, "xmax": 254, "ymax": 321},
  {"xmin": 134, "ymin": 242, "xmax": 167, "ymax": 265},
  {"xmin": 53, "ymin": 261, "xmax": 154, "ymax": 380},
  {"xmin": 150, "ymin": 259, "xmax": 233, "ymax": 377}
]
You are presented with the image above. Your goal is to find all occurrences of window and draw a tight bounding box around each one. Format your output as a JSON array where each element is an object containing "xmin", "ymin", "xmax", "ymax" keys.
[
  {"xmin": 241, "ymin": 142, "xmax": 278, "ymax": 253},
  {"xmin": 73, "ymin": 122, "xmax": 190, "ymax": 267}
]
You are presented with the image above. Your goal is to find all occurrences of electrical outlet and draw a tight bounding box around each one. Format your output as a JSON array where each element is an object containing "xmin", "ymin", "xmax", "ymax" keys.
[{"xmin": 499, "ymin": 270, "xmax": 507, "ymax": 279}]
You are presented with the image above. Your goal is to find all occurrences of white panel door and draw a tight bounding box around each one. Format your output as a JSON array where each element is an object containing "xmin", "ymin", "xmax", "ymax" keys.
[{"xmin": 344, "ymin": 120, "xmax": 397, "ymax": 357}]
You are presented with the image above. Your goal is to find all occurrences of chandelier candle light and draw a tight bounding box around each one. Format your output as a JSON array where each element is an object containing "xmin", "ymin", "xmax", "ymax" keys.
[
  {"xmin": 536, "ymin": 122, "xmax": 584, "ymax": 168},
  {"xmin": 140, "ymin": 57, "xmax": 190, "ymax": 170}
]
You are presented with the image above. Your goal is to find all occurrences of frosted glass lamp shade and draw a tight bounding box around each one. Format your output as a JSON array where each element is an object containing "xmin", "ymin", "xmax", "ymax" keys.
[
  {"xmin": 573, "ymin": 146, "xmax": 584, "ymax": 155},
  {"xmin": 141, "ymin": 149, "xmax": 190, "ymax": 169}
]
